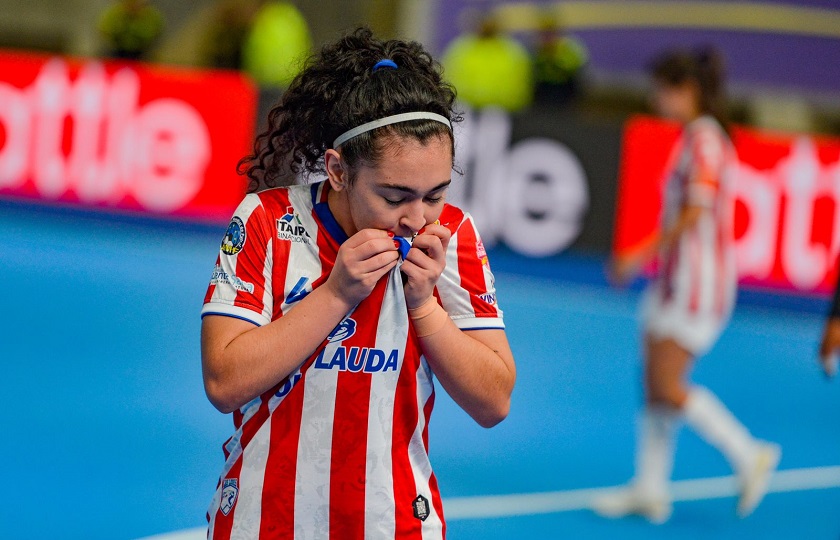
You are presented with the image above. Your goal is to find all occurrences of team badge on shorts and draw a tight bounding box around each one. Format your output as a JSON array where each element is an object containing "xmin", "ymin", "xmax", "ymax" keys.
[
  {"xmin": 221, "ymin": 217, "xmax": 246, "ymax": 255},
  {"xmin": 412, "ymin": 494, "xmax": 430, "ymax": 521},
  {"xmin": 220, "ymin": 478, "xmax": 239, "ymax": 516}
]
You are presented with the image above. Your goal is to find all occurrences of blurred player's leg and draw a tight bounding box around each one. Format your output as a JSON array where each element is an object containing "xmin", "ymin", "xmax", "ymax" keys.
[
  {"xmin": 593, "ymin": 405, "xmax": 676, "ymax": 523},
  {"xmin": 635, "ymin": 405, "xmax": 678, "ymax": 502},
  {"xmin": 683, "ymin": 386, "xmax": 781, "ymax": 517},
  {"xmin": 593, "ymin": 338, "xmax": 690, "ymax": 523}
]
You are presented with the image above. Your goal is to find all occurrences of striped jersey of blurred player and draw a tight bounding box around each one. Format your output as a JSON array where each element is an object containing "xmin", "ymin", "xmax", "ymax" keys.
[
  {"xmin": 596, "ymin": 48, "xmax": 780, "ymax": 523},
  {"xmin": 199, "ymin": 28, "xmax": 515, "ymax": 539}
]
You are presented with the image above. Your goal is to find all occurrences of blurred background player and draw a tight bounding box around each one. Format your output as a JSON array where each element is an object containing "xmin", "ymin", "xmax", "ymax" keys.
[
  {"xmin": 531, "ymin": 12, "xmax": 587, "ymax": 106},
  {"xmin": 97, "ymin": 0, "xmax": 164, "ymax": 61},
  {"xmin": 200, "ymin": 28, "xmax": 515, "ymax": 538},
  {"xmin": 200, "ymin": 0, "xmax": 311, "ymax": 86},
  {"xmin": 819, "ymin": 259, "xmax": 840, "ymax": 378},
  {"xmin": 594, "ymin": 48, "xmax": 781, "ymax": 523}
]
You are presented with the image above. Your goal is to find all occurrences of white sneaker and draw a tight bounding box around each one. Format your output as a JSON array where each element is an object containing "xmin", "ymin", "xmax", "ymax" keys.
[
  {"xmin": 592, "ymin": 487, "xmax": 672, "ymax": 524},
  {"xmin": 737, "ymin": 442, "xmax": 781, "ymax": 518}
]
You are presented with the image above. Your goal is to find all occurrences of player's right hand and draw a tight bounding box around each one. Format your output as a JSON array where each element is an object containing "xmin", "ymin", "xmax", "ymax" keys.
[
  {"xmin": 608, "ymin": 255, "xmax": 641, "ymax": 287},
  {"xmin": 818, "ymin": 317, "xmax": 840, "ymax": 378},
  {"xmin": 325, "ymin": 229, "xmax": 400, "ymax": 307}
]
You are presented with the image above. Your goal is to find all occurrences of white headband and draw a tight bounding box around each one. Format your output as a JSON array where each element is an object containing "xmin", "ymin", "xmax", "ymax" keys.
[{"xmin": 332, "ymin": 112, "xmax": 452, "ymax": 149}]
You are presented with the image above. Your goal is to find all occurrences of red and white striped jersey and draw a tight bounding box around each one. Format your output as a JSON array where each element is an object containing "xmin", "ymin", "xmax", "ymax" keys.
[
  {"xmin": 657, "ymin": 115, "xmax": 737, "ymax": 318},
  {"xmin": 201, "ymin": 180, "xmax": 503, "ymax": 539}
]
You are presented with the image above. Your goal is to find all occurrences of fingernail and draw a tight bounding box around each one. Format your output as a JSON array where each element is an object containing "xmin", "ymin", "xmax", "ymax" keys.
[
  {"xmin": 386, "ymin": 231, "xmax": 395, "ymax": 238},
  {"xmin": 393, "ymin": 240, "xmax": 401, "ymax": 249}
]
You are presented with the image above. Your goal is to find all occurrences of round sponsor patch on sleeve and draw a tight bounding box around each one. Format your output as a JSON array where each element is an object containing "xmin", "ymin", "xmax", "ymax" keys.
[{"xmin": 221, "ymin": 216, "xmax": 246, "ymax": 255}]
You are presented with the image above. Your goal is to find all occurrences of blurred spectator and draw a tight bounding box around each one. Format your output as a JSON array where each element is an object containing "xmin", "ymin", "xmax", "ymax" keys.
[
  {"xmin": 441, "ymin": 12, "xmax": 533, "ymax": 112},
  {"xmin": 98, "ymin": 0, "xmax": 164, "ymax": 61},
  {"xmin": 532, "ymin": 14, "xmax": 588, "ymax": 105},
  {"xmin": 819, "ymin": 260, "xmax": 840, "ymax": 378},
  {"xmin": 241, "ymin": 1, "xmax": 312, "ymax": 88},
  {"xmin": 200, "ymin": 0, "xmax": 263, "ymax": 70}
]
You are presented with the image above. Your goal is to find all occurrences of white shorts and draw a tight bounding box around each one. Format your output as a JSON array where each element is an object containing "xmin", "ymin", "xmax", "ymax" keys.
[
  {"xmin": 641, "ymin": 283, "xmax": 733, "ymax": 356},
  {"xmin": 641, "ymin": 234, "xmax": 737, "ymax": 356}
]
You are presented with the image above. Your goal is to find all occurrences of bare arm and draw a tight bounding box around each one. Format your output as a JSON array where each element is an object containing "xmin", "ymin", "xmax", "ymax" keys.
[
  {"xmin": 419, "ymin": 325, "xmax": 515, "ymax": 427},
  {"xmin": 201, "ymin": 229, "xmax": 400, "ymax": 413},
  {"xmin": 401, "ymin": 224, "xmax": 515, "ymax": 427},
  {"xmin": 202, "ymin": 285, "xmax": 352, "ymax": 413}
]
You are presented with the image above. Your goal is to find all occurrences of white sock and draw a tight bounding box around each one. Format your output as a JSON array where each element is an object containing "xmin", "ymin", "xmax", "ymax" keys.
[
  {"xmin": 683, "ymin": 386, "xmax": 757, "ymax": 473},
  {"xmin": 634, "ymin": 405, "xmax": 679, "ymax": 499}
]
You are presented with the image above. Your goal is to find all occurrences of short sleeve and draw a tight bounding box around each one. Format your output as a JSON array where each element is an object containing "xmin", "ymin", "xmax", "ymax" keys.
[
  {"xmin": 686, "ymin": 123, "xmax": 726, "ymax": 208},
  {"xmin": 436, "ymin": 212, "xmax": 505, "ymax": 331},
  {"xmin": 201, "ymin": 193, "xmax": 274, "ymax": 326}
]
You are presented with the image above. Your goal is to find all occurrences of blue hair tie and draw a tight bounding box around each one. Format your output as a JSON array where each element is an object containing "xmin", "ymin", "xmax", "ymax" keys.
[{"xmin": 372, "ymin": 59, "xmax": 398, "ymax": 72}]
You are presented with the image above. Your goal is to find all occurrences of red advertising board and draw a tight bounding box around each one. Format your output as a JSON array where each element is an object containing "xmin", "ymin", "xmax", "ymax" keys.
[
  {"xmin": 615, "ymin": 115, "xmax": 840, "ymax": 294},
  {"xmin": 0, "ymin": 50, "xmax": 257, "ymax": 222}
]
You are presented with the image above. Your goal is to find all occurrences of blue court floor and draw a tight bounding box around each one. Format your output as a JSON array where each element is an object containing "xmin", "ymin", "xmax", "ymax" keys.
[{"xmin": 4, "ymin": 202, "xmax": 839, "ymax": 539}]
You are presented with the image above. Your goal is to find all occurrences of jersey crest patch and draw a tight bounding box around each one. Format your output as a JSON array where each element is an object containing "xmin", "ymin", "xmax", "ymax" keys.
[
  {"xmin": 221, "ymin": 217, "xmax": 246, "ymax": 255},
  {"xmin": 220, "ymin": 478, "xmax": 239, "ymax": 516},
  {"xmin": 413, "ymin": 494, "xmax": 430, "ymax": 521}
]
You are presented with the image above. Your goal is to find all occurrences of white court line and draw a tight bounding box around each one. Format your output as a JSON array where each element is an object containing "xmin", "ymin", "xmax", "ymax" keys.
[
  {"xmin": 137, "ymin": 529, "xmax": 206, "ymax": 540},
  {"xmin": 444, "ymin": 465, "xmax": 840, "ymax": 519},
  {"xmin": 136, "ymin": 466, "xmax": 840, "ymax": 539}
]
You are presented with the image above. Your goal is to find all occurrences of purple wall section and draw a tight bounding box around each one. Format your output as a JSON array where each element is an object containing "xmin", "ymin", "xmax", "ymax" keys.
[
  {"xmin": 434, "ymin": 0, "xmax": 840, "ymax": 93},
  {"xmin": 578, "ymin": 28, "xmax": 840, "ymax": 93}
]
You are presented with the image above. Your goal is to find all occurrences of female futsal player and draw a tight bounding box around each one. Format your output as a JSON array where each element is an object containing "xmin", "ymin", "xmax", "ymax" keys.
[
  {"xmin": 594, "ymin": 49, "xmax": 780, "ymax": 523},
  {"xmin": 199, "ymin": 28, "xmax": 515, "ymax": 539}
]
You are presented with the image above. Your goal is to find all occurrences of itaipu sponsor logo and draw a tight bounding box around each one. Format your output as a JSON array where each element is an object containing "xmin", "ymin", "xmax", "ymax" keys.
[
  {"xmin": 277, "ymin": 206, "xmax": 311, "ymax": 244},
  {"xmin": 210, "ymin": 265, "xmax": 254, "ymax": 293}
]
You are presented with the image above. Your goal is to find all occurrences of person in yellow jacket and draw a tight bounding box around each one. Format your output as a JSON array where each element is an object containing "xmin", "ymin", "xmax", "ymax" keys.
[
  {"xmin": 242, "ymin": 1, "xmax": 312, "ymax": 88},
  {"xmin": 442, "ymin": 13, "xmax": 533, "ymax": 112}
]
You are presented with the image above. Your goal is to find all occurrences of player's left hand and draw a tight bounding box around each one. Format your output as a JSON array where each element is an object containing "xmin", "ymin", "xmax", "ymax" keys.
[{"xmin": 401, "ymin": 223, "xmax": 451, "ymax": 309}]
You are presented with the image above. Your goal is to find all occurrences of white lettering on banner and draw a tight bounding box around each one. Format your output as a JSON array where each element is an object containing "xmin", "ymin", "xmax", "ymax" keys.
[
  {"xmin": 734, "ymin": 137, "xmax": 840, "ymax": 289},
  {"xmin": 731, "ymin": 165, "xmax": 779, "ymax": 280},
  {"xmin": 0, "ymin": 58, "xmax": 211, "ymax": 212},
  {"xmin": 450, "ymin": 107, "xmax": 589, "ymax": 257}
]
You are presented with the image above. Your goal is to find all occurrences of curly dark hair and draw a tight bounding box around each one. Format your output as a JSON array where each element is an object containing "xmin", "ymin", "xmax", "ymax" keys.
[
  {"xmin": 239, "ymin": 27, "xmax": 462, "ymax": 192},
  {"xmin": 649, "ymin": 47, "xmax": 728, "ymax": 127}
]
